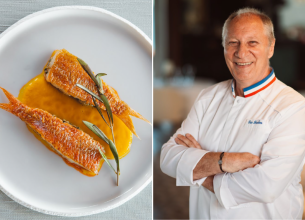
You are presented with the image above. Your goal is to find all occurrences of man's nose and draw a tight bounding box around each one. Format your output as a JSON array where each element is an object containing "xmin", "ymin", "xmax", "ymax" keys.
[{"xmin": 234, "ymin": 43, "xmax": 249, "ymax": 58}]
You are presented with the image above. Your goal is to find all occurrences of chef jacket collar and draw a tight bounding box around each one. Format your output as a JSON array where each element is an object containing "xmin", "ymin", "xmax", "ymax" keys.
[{"xmin": 231, "ymin": 68, "xmax": 276, "ymax": 98}]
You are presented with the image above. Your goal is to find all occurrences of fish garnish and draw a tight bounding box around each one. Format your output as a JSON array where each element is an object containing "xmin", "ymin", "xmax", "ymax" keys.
[
  {"xmin": 74, "ymin": 58, "xmax": 121, "ymax": 186},
  {"xmin": 44, "ymin": 49, "xmax": 150, "ymax": 138}
]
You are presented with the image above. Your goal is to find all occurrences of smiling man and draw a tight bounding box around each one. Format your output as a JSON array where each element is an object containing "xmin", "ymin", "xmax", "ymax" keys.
[{"xmin": 160, "ymin": 8, "xmax": 305, "ymax": 219}]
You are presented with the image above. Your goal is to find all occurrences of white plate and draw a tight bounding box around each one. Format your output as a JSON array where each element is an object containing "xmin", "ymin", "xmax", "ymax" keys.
[{"xmin": 0, "ymin": 6, "xmax": 152, "ymax": 216}]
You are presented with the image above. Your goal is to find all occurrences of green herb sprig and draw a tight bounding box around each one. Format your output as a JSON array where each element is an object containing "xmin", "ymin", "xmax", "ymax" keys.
[{"xmin": 76, "ymin": 58, "xmax": 120, "ymax": 186}]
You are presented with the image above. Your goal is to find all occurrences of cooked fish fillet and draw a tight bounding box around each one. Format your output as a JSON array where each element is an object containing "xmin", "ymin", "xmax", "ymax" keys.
[
  {"xmin": 0, "ymin": 87, "xmax": 104, "ymax": 175},
  {"xmin": 44, "ymin": 49, "xmax": 150, "ymax": 138}
]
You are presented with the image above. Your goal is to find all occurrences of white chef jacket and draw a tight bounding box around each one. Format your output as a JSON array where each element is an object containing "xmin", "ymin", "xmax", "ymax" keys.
[{"xmin": 160, "ymin": 69, "xmax": 305, "ymax": 219}]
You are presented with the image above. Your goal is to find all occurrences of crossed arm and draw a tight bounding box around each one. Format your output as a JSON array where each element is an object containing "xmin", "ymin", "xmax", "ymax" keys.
[
  {"xmin": 175, "ymin": 133, "xmax": 260, "ymax": 193},
  {"xmin": 160, "ymin": 91, "xmax": 305, "ymax": 208}
]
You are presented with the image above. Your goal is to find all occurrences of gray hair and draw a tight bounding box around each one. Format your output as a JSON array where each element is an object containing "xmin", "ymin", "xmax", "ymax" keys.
[{"xmin": 222, "ymin": 8, "xmax": 275, "ymax": 47}]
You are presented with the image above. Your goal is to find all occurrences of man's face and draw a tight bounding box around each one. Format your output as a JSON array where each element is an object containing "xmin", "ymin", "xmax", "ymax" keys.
[{"xmin": 224, "ymin": 15, "xmax": 275, "ymax": 86}]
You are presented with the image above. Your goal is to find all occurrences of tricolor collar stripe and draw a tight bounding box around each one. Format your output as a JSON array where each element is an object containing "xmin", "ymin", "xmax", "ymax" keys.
[
  {"xmin": 231, "ymin": 68, "xmax": 277, "ymax": 98},
  {"xmin": 243, "ymin": 69, "xmax": 274, "ymax": 92},
  {"xmin": 243, "ymin": 70, "xmax": 276, "ymax": 97},
  {"xmin": 244, "ymin": 76, "xmax": 276, "ymax": 98}
]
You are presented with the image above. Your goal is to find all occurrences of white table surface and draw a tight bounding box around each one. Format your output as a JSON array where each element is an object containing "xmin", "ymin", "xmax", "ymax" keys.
[{"xmin": 0, "ymin": 1, "xmax": 152, "ymax": 219}]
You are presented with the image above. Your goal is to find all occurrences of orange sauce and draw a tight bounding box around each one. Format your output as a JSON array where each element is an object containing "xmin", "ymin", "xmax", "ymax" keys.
[{"xmin": 18, "ymin": 72, "xmax": 132, "ymax": 176}]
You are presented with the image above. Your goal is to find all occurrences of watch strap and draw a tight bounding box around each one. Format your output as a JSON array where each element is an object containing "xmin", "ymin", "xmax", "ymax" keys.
[{"xmin": 218, "ymin": 152, "xmax": 225, "ymax": 172}]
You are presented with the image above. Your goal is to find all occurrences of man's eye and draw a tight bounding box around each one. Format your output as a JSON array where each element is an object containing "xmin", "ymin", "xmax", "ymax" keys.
[
  {"xmin": 229, "ymin": 42, "xmax": 238, "ymax": 45},
  {"xmin": 249, "ymin": 41, "xmax": 258, "ymax": 44}
]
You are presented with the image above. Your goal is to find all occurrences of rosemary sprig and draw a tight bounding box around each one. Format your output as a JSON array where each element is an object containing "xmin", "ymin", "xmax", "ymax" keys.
[
  {"xmin": 92, "ymin": 96, "xmax": 109, "ymax": 127},
  {"xmin": 77, "ymin": 58, "xmax": 99, "ymax": 86},
  {"xmin": 98, "ymin": 146, "xmax": 117, "ymax": 174},
  {"xmin": 96, "ymin": 73, "xmax": 107, "ymax": 77},
  {"xmin": 83, "ymin": 121, "xmax": 120, "ymax": 178},
  {"xmin": 77, "ymin": 58, "xmax": 119, "ymax": 186}
]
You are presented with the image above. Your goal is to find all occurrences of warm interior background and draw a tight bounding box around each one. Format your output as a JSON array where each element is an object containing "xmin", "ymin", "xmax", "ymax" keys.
[{"xmin": 153, "ymin": 0, "xmax": 305, "ymax": 219}]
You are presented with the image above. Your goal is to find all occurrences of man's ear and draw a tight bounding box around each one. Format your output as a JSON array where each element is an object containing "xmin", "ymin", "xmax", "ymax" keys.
[{"xmin": 268, "ymin": 38, "xmax": 276, "ymax": 59}]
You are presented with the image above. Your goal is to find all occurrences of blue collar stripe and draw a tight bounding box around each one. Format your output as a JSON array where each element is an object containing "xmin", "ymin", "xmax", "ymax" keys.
[{"xmin": 243, "ymin": 69, "xmax": 274, "ymax": 92}]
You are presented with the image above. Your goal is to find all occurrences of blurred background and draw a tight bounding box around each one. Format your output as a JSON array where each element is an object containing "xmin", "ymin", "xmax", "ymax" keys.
[{"xmin": 153, "ymin": 0, "xmax": 305, "ymax": 219}]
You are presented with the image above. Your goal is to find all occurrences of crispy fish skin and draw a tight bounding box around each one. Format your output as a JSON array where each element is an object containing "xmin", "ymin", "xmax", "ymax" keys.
[
  {"xmin": 0, "ymin": 87, "xmax": 104, "ymax": 175},
  {"xmin": 44, "ymin": 49, "xmax": 150, "ymax": 138}
]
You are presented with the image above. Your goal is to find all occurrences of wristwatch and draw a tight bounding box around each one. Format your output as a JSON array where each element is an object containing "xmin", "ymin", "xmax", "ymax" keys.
[{"xmin": 218, "ymin": 152, "xmax": 225, "ymax": 172}]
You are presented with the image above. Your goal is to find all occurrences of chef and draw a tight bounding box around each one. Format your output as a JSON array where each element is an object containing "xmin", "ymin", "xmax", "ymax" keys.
[{"xmin": 160, "ymin": 7, "xmax": 305, "ymax": 219}]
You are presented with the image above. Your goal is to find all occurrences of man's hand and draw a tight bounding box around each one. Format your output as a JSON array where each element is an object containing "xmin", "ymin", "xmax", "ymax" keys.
[
  {"xmin": 202, "ymin": 175, "xmax": 214, "ymax": 193},
  {"xmin": 175, "ymin": 133, "xmax": 201, "ymax": 149},
  {"xmin": 175, "ymin": 133, "xmax": 260, "ymax": 179},
  {"xmin": 175, "ymin": 134, "xmax": 214, "ymax": 193},
  {"xmin": 175, "ymin": 134, "xmax": 215, "ymax": 192}
]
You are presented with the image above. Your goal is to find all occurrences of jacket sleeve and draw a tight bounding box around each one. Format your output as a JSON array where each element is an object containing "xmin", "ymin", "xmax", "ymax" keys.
[
  {"xmin": 213, "ymin": 103, "xmax": 305, "ymax": 209},
  {"xmin": 160, "ymin": 91, "xmax": 210, "ymax": 187}
]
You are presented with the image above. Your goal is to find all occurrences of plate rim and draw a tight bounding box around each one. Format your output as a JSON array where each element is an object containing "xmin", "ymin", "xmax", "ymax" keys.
[{"xmin": 0, "ymin": 5, "xmax": 152, "ymax": 217}]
